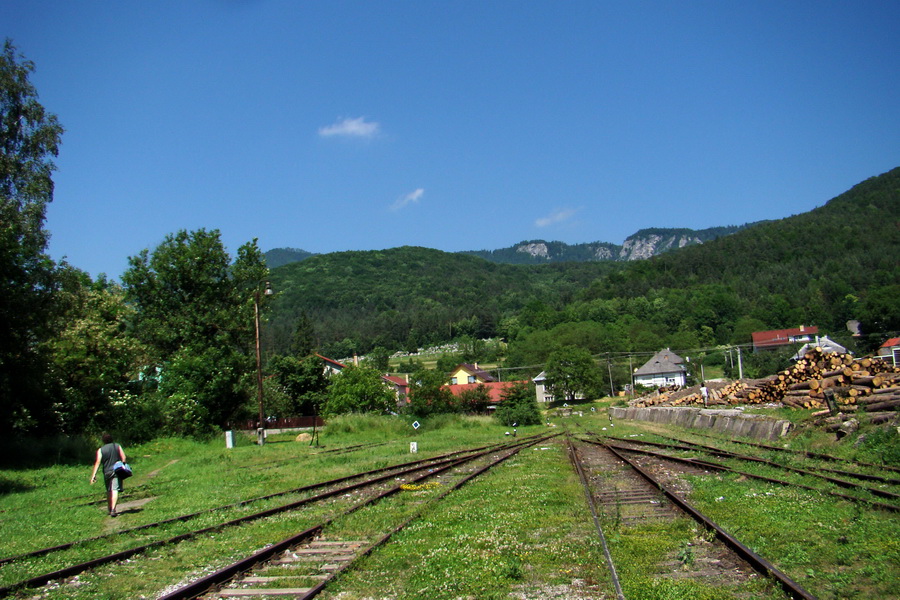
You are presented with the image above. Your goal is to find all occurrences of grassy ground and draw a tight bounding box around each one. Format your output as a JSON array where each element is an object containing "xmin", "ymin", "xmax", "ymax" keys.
[{"xmin": 0, "ymin": 408, "xmax": 897, "ymax": 599}]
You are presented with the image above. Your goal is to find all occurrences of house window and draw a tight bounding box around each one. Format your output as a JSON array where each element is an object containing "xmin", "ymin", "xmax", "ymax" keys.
[
  {"xmin": 468, "ymin": 375, "xmax": 476, "ymax": 384},
  {"xmin": 450, "ymin": 377, "xmax": 458, "ymax": 385}
]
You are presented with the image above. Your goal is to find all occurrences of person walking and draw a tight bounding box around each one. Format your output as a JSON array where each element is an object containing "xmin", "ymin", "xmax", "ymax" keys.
[{"xmin": 90, "ymin": 433, "xmax": 127, "ymax": 517}]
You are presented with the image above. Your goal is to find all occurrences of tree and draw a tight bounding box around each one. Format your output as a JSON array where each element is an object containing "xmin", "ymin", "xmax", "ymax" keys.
[
  {"xmin": 406, "ymin": 368, "xmax": 456, "ymax": 417},
  {"xmin": 363, "ymin": 346, "xmax": 391, "ymax": 372},
  {"xmin": 858, "ymin": 285, "xmax": 900, "ymax": 348},
  {"xmin": 290, "ymin": 311, "xmax": 318, "ymax": 356},
  {"xmin": 0, "ymin": 40, "xmax": 65, "ymax": 432},
  {"xmin": 544, "ymin": 346, "xmax": 601, "ymax": 403},
  {"xmin": 122, "ymin": 229, "xmax": 269, "ymax": 434},
  {"xmin": 456, "ymin": 384, "xmax": 491, "ymax": 413},
  {"xmin": 268, "ymin": 354, "xmax": 328, "ymax": 417},
  {"xmin": 324, "ymin": 365, "xmax": 395, "ymax": 416},
  {"xmin": 494, "ymin": 381, "xmax": 541, "ymax": 427},
  {"xmin": 43, "ymin": 269, "xmax": 148, "ymax": 433}
]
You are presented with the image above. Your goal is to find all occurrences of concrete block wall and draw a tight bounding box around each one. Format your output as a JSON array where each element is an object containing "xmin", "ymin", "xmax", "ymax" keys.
[{"xmin": 608, "ymin": 407, "xmax": 792, "ymax": 441}]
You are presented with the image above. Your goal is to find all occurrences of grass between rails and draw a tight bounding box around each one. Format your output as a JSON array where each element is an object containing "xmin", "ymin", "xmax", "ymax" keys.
[
  {"xmin": 320, "ymin": 443, "xmax": 615, "ymax": 600},
  {"xmin": 0, "ymin": 410, "xmax": 897, "ymax": 599}
]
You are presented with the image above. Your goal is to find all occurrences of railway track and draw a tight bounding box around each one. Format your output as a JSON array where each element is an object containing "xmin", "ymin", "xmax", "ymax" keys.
[
  {"xmin": 5, "ymin": 427, "xmax": 889, "ymax": 598},
  {"xmin": 567, "ymin": 434, "xmax": 817, "ymax": 600},
  {"xmin": 0, "ymin": 436, "xmax": 553, "ymax": 598},
  {"xmin": 157, "ymin": 435, "xmax": 553, "ymax": 600}
]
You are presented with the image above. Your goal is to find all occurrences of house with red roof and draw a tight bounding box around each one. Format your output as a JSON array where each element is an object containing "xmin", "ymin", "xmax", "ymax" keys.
[
  {"xmin": 751, "ymin": 326, "xmax": 819, "ymax": 352},
  {"xmin": 878, "ymin": 337, "xmax": 900, "ymax": 366},
  {"xmin": 317, "ymin": 353, "xmax": 350, "ymax": 375},
  {"xmin": 445, "ymin": 381, "xmax": 526, "ymax": 409},
  {"xmin": 382, "ymin": 375, "xmax": 410, "ymax": 405}
]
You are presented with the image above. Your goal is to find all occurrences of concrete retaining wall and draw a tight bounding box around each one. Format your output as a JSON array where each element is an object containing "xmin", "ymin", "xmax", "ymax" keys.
[{"xmin": 608, "ymin": 407, "xmax": 792, "ymax": 441}]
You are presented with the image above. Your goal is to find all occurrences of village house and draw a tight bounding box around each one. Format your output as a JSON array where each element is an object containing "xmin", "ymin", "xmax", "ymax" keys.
[
  {"xmin": 531, "ymin": 371, "xmax": 586, "ymax": 403},
  {"xmin": 443, "ymin": 363, "xmax": 529, "ymax": 409},
  {"xmin": 633, "ymin": 348, "xmax": 688, "ymax": 388},
  {"xmin": 878, "ymin": 337, "xmax": 900, "ymax": 366},
  {"xmin": 447, "ymin": 363, "xmax": 495, "ymax": 385},
  {"xmin": 445, "ymin": 380, "xmax": 525, "ymax": 409},
  {"xmin": 751, "ymin": 325, "xmax": 819, "ymax": 352}
]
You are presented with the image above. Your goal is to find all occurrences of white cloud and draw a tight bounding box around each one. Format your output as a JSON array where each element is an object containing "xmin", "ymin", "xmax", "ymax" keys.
[
  {"xmin": 318, "ymin": 116, "xmax": 380, "ymax": 138},
  {"xmin": 391, "ymin": 188, "xmax": 424, "ymax": 211},
  {"xmin": 535, "ymin": 208, "xmax": 578, "ymax": 227}
]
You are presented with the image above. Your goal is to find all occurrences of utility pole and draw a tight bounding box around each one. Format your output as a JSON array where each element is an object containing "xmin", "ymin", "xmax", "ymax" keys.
[
  {"xmin": 255, "ymin": 281, "xmax": 273, "ymax": 445},
  {"xmin": 607, "ymin": 353, "xmax": 614, "ymax": 398},
  {"xmin": 737, "ymin": 346, "xmax": 744, "ymax": 380},
  {"xmin": 629, "ymin": 354, "xmax": 634, "ymax": 400}
]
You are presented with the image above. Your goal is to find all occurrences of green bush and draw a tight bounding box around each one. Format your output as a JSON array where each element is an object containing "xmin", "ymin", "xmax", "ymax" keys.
[{"xmin": 494, "ymin": 382, "xmax": 541, "ymax": 427}]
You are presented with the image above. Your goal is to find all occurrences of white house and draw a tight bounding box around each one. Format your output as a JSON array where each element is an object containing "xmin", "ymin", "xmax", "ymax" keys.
[{"xmin": 633, "ymin": 349, "xmax": 688, "ymax": 388}]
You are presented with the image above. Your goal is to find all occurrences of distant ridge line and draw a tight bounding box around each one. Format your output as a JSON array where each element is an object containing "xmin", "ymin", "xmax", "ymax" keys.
[{"xmin": 264, "ymin": 223, "xmax": 758, "ymax": 268}]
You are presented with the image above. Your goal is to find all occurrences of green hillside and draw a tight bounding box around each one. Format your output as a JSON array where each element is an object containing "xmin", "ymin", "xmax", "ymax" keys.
[
  {"xmin": 267, "ymin": 246, "xmax": 621, "ymax": 356},
  {"xmin": 267, "ymin": 167, "xmax": 900, "ymax": 364}
]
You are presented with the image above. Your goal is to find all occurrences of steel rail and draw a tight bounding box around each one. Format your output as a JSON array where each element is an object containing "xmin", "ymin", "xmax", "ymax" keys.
[
  {"xmin": 602, "ymin": 443, "xmax": 818, "ymax": 600},
  {"xmin": 605, "ymin": 435, "xmax": 900, "ymax": 501},
  {"xmin": 595, "ymin": 439, "xmax": 900, "ymax": 513},
  {"xmin": 565, "ymin": 435, "xmax": 626, "ymax": 600},
  {"xmin": 0, "ymin": 438, "xmax": 543, "ymax": 598},
  {"xmin": 157, "ymin": 435, "xmax": 555, "ymax": 600},
  {"xmin": 690, "ymin": 431, "xmax": 900, "ymax": 474},
  {"xmin": 663, "ymin": 433, "xmax": 900, "ymax": 485},
  {"xmin": 312, "ymin": 441, "xmax": 389, "ymax": 454}
]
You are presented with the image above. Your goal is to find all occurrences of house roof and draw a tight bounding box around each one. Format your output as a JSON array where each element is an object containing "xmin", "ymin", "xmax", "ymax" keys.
[
  {"xmin": 450, "ymin": 363, "xmax": 496, "ymax": 382},
  {"xmin": 316, "ymin": 354, "xmax": 349, "ymax": 370},
  {"xmin": 446, "ymin": 381, "xmax": 525, "ymax": 403},
  {"xmin": 751, "ymin": 326, "xmax": 819, "ymax": 348},
  {"xmin": 382, "ymin": 375, "xmax": 409, "ymax": 389},
  {"xmin": 881, "ymin": 337, "xmax": 900, "ymax": 349},
  {"xmin": 633, "ymin": 349, "xmax": 686, "ymax": 376}
]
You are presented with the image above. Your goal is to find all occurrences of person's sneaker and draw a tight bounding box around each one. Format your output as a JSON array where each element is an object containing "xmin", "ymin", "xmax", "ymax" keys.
[{"xmin": 109, "ymin": 510, "xmax": 117, "ymax": 517}]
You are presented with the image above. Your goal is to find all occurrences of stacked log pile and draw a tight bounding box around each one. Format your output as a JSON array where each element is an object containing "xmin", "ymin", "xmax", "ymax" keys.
[
  {"xmin": 735, "ymin": 349, "xmax": 900, "ymax": 411},
  {"xmin": 630, "ymin": 348, "xmax": 900, "ymax": 412},
  {"xmin": 632, "ymin": 380, "xmax": 747, "ymax": 408}
]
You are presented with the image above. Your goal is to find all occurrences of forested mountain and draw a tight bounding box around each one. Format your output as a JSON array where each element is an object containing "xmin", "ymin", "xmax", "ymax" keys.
[{"xmin": 267, "ymin": 167, "xmax": 899, "ymax": 366}]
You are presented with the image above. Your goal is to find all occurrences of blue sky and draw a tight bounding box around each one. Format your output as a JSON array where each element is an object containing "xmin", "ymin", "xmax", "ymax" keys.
[{"xmin": 4, "ymin": 1, "xmax": 899, "ymax": 279}]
